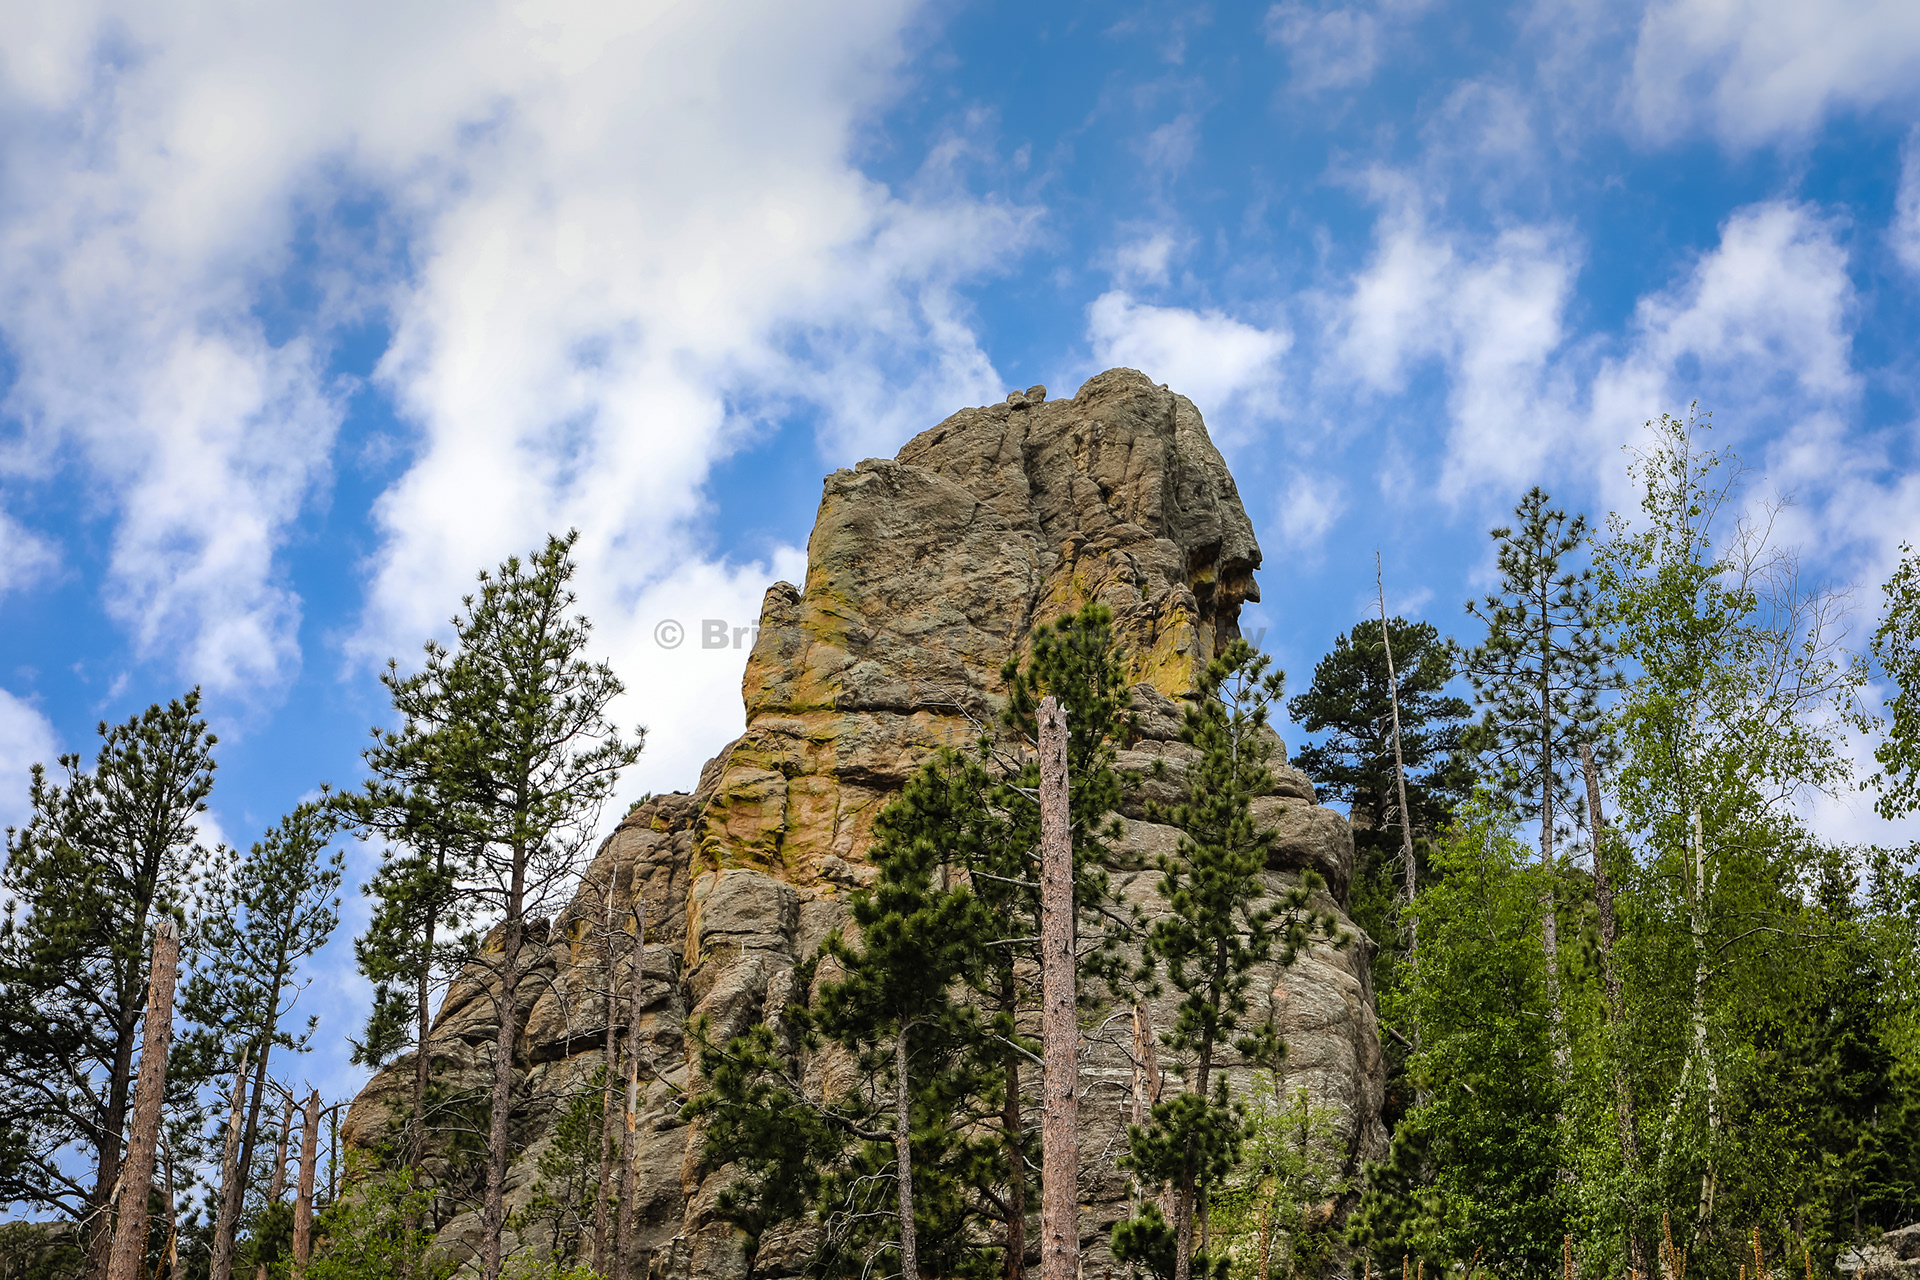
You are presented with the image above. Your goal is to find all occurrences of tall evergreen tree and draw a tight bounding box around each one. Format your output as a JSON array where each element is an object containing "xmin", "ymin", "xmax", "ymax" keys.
[
  {"xmin": 365, "ymin": 531, "xmax": 640, "ymax": 1280},
  {"xmin": 1114, "ymin": 642, "xmax": 1339, "ymax": 1280},
  {"xmin": 185, "ymin": 803, "xmax": 343, "ymax": 1280},
  {"xmin": 1461, "ymin": 486, "xmax": 1615, "ymax": 1067},
  {"xmin": 0, "ymin": 694, "xmax": 217, "ymax": 1278}
]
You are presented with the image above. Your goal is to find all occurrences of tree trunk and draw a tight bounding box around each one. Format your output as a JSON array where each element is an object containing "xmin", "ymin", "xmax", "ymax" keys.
[
  {"xmin": 251, "ymin": 1092, "xmax": 295, "ymax": 1280},
  {"xmin": 213, "ymin": 1025, "xmax": 277, "ymax": 1280},
  {"xmin": 594, "ymin": 874, "xmax": 620, "ymax": 1275},
  {"xmin": 209, "ymin": 1051, "xmax": 251, "ymax": 1280},
  {"xmin": 1689, "ymin": 804, "xmax": 1718, "ymax": 1238},
  {"xmin": 293, "ymin": 1089, "xmax": 320, "ymax": 1277},
  {"xmin": 84, "ymin": 995, "xmax": 144, "ymax": 1280},
  {"xmin": 1130, "ymin": 1004, "xmax": 1175, "ymax": 1221},
  {"xmin": 1003, "ymin": 971, "xmax": 1026, "ymax": 1280},
  {"xmin": 1173, "ymin": 1031, "xmax": 1216, "ymax": 1280},
  {"xmin": 1037, "ymin": 697, "xmax": 1078, "ymax": 1280},
  {"xmin": 1539, "ymin": 573, "xmax": 1567, "ymax": 1072},
  {"xmin": 1375, "ymin": 563, "xmax": 1418, "ymax": 970},
  {"xmin": 1581, "ymin": 744, "xmax": 1648, "ymax": 1276},
  {"xmin": 481, "ymin": 846, "xmax": 529, "ymax": 1280},
  {"xmin": 412, "ymin": 908, "xmax": 438, "ymax": 1169},
  {"xmin": 895, "ymin": 1026, "xmax": 919, "ymax": 1280},
  {"xmin": 106, "ymin": 920, "xmax": 180, "ymax": 1280},
  {"xmin": 614, "ymin": 896, "xmax": 647, "ymax": 1280}
]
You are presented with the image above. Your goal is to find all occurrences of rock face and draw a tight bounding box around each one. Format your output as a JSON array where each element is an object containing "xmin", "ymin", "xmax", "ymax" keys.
[
  {"xmin": 342, "ymin": 368, "xmax": 1388, "ymax": 1277},
  {"xmin": 1842, "ymin": 1225, "xmax": 1920, "ymax": 1280}
]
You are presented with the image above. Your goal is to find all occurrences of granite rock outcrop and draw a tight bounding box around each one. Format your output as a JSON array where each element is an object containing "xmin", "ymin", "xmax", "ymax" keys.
[{"xmin": 342, "ymin": 368, "xmax": 1388, "ymax": 1277}]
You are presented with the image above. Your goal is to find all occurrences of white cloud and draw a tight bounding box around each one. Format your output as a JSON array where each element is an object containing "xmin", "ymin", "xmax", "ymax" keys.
[
  {"xmin": 1894, "ymin": 129, "xmax": 1920, "ymax": 275},
  {"xmin": 1589, "ymin": 201, "xmax": 1856, "ymax": 495},
  {"xmin": 1630, "ymin": 0, "xmax": 1920, "ymax": 147},
  {"xmin": 1139, "ymin": 114, "xmax": 1201, "ymax": 174},
  {"xmin": 1277, "ymin": 469, "xmax": 1346, "ymax": 550},
  {"xmin": 1114, "ymin": 231, "xmax": 1183, "ymax": 287},
  {"xmin": 0, "ymin": 512, "xmax": 57, "ymax": 596},
  {"xmin": 0, "ymin": 690, "xmax": 58, "ymax": 830},
  {"xmin": 1333, "ymin": 189, "xmax": 1581, "ymax": 497},
  {"xmin": 1266, "ymin": 4, "xmax": 1381, "ymax": 92},
  {"xmin": 1086, "ymin": 291, "xmax": 1292, "ymax": 430},
  {"xmin": 0, "ymin": 0, "xmax": 1029, "ymax": 722}
]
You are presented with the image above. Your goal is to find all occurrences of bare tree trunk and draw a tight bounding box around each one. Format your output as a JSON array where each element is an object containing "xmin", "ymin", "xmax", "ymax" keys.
[
  {"xmin": 1581, "ymin": 744, "xmax": 1648, "ymax": 1276},
  {"xmin": 895, "ymin": 1027, "xmax": 920, "ymax": 1280},
  {"xmin": 209, "ymin": 1049, "xmax": 250, "ymax": 1280},
  {"xmin": 160, "ymin": 1140, "xmax": 180, "ymax": 1280},
  {"xmin": 253, "ymin": 1092, "xmax": 295, "ymax": 1280},
  {"xmin": 594, "ymin": 873, "xmax": 620, "ymax": 1275},
  {"xmin": 614, "ymin": 897, "xmax": 647, "ymax": 1280},
  {"xmin": 106, "ymin": 920, "xmax": 180, "ymax": 1280},
  {"xmin": 1539, "ymin": 572, "xmax": 1567, "ymax": 1072},
  {"xmin": 1037, "ymin": 697, "xmax": 1078, "ymax": 1280},
  {"xmin": 215, "ymin": 1024, "xmax": 279, "ymax": 1280},
  {"xmin": 293, "ymin": 1089, "xmax": 320, "ymax": 1278},
  {"xmin": 1003, "ymin": 972, "xmax": 1026, "ymax": 1280},
  {"xmin": 411, "ymin": 910, "xmax": 438, "ymax": 1169},
  {"xmin": 481, "ymin": 848, "xmax": 529, "ymax": 1280},
  {"xmin": 1130, "ymin": 1004, "xmax": 1173, "ymax": 1220},
  {"xmin": 1375, "ymin": 559, "xmax": 1418, "ymax": 971}
]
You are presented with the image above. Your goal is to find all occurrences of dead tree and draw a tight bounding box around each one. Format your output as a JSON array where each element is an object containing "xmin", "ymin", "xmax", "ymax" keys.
[
  {"xmin": 207, "ymin": 1050, "xmax": 250, "ymax": 1280},
  {"xmin": 1038, "ymin": 696, "xmax": 1078, "ymax": 1280},
  {"xmin": 293, "ymin": 1088, "xmax": 321, "ymax": 1277}
]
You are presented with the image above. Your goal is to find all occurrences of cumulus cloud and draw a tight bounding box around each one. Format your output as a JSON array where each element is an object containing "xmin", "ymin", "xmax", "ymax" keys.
[
  {"xmin": 1333, "ymin": 189, "xmax": 1580, "ymax": 497},
  {"xmin": 0, "ymin": 690, "xmax": 58, "ymax": 830},
  {"xmin": 1589, "ymin": 201, "xmax": 1856, "ymax": 493},
  {"xmin": 1630, "ymin": 0, "xmax": 1920, "ymax": 147},
  {"xmin": 0, "ymin": 512, "xmax": 57, "ymax": 596},
  {"xmin": 1277, "ymin": 469, "xmax": 1346, "ymax": 551},
  {"xmin": 1894, "ymin": 129, "xmax": 1920, "ymax": 275},
  {"xmin": 0, "ymin": 0, "xmax": 1030, "ymax": 759},
  {"xmin": 1086, "ymin": 291, "xmax": 1291, "ymax": 431},
  {"xmin": 1266, "ymin": 4, "xmax": 1381, "ymax": 92}
]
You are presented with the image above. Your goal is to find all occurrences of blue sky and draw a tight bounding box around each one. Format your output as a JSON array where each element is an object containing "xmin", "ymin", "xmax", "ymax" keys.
[{"xmin": 4, "ymin": 0, "xmax": 1920, "ymax": 1106}]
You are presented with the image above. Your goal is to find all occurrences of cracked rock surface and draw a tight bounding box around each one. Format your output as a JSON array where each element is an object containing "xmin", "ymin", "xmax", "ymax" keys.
[{"xmin": 343, "ymin": 368, "xmax": 1388, "ymax": 1277}]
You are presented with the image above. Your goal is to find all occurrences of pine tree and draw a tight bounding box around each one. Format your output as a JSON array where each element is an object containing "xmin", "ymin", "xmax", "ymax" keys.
[
  {"xmin": 0, "ymin": 694, "xmax": 217, "ymax": 1278},
  {"xmin": 1114, "ymin": 641, "xmax": 1339, "ymax": 1280},
  {"xmin": 185, "ymin": 802, "xmax": 343, "ymax": 1280},
  {"xmin": 1461, "ymin": 486, "xmax": 1615, "ymax": 1069},
  {"xmin": 364, "ymin": 531, "xmax": 641, "ymax": 1280}
]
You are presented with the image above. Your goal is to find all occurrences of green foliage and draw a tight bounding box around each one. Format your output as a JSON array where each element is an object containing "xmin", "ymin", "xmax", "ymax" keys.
[
  {"xmin": 1462, "ymin": 484, "xmax": 1616, "ymax": 842},
  {"xmin": 1870, "ymin": 543, "xmax": 1920, "ymax": 818},
  {"xmin": 305, "ymin": 1159, "xmax": 452, "ymax": 1280},
  {"xmin": 510, "ymin": 1072, "xmax": 608, "ymax": 1265},
  {"xmin": 1289, "ymin": 616, "xmax": 1471, "ymax": 841},
  {"xmin": 1206, "ymin": 1081, "xmax": 1348, "ymax": 1280},
  {"xmin": 0, "ymin": 693, "xmax": 218, "ymax": 1217},
  {"xmin": 1116, "ymin": 640, "xmax": 1341, "ymax": 1280},
  {"xmin": 1349, "ymin": 800, "xmax": 1567, "ymax": 1275}
]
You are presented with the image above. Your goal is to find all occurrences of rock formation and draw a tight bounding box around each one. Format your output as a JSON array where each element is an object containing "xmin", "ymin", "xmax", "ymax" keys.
[{"xmin": 342, "ymin": 368, "xmax": 1387, "ymax": 1277}]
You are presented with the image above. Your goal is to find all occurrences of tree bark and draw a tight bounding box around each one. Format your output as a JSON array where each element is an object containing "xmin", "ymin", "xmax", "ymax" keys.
[
  {"xmin": 1130, "ymin": 1004, "xmax": 1173, "ymax": 1220},
  {"xmin": 1037, "ymin": 697, "xmax": 1078, "ymax": 1280},
  {"xmin": 895, "ymin": 1027, "xmax": 919, "ymax": 1280},
  {"xmin": 481, "ymin": 845, "xmax": 528, "ymax": 1280},
  {"xmin": 1375, "ymin": 560, "xmax": 1418, "ymax": 970},
  {"xmin": 411, "ymin": 907, "xmax": 438, "ymax": 1169},
  {"xmin": 209, "ymin": 1050, "xmax": 251, "ymax": 1280},
  {"xmin": 293, "ymin": 1089, "xmax": 320, "ymax": 1277},
  {"xmin": 1003, "ymin": 971, "xmax": 1026, "ymax": 1280},
  {"xmin": 1540, "ymin": 570, "xmax": 1567, "ymax": 1072},
  {"xmin": 1173, "ymin": 1028, "xmax": 1217, "ymax": 1280},
  {"xmin": 84, "ymin": 981, "xmax": 144, "ymax": 1280},
  {"xmin": 252, "ymin": 1091, "xmax": 295, "ymax": 1280},
  {"xmin": 594, "ymin": 873, "xmax": 620, "ymax": 1275},
  {"xmin": 614, "ymin": 897, "xmax": 647, "ymax": 1280},
  {"xmin": 106, "ymin": 919, "xmax": 180, "ymax": 1280},
  {"xmin": 1580, "ymin": 744, "xmax": 1648, "ymax": 1276}
]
